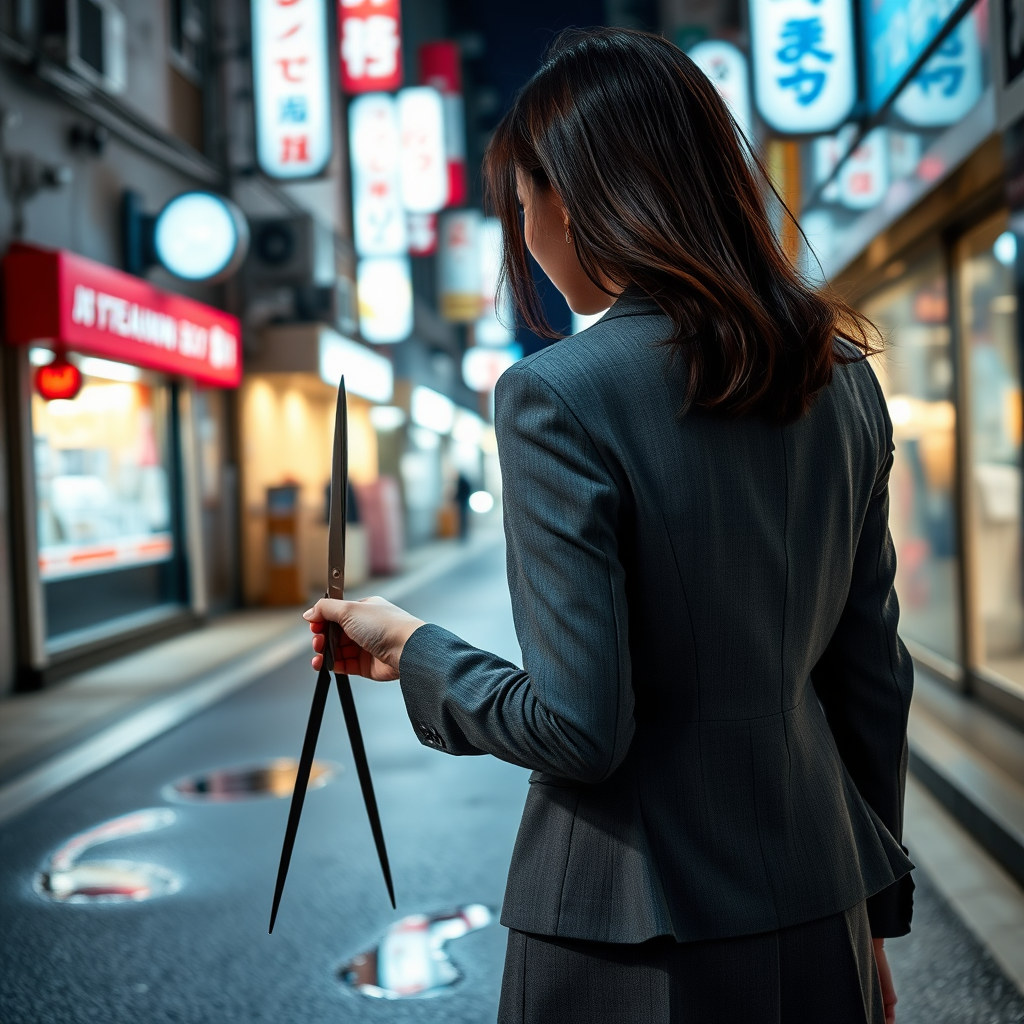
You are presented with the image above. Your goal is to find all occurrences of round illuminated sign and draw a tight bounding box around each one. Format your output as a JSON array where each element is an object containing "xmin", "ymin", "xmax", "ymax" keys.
[
  {"xmin": 153, "ymin": 192, "xmax": 249, "ymax": 282},
  {"xmin": 35, "ymin": 356, "xmax": 83, "ymax": 401}
]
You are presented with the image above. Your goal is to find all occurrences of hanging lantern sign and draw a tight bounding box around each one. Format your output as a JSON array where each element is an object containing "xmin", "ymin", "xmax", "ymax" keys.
[
  {"xmin": 419, "ymin": 41, "xmax": 468, "ymax": 207},
  {"xmin": 349, "ymin": 93, "xmax": 407, "ymax": 257},
  {"xmin": 251, "ymin": 0, "xmax": 333, "ymax": 179},
  {"xmin": 749, "ymin": 0, "xmax": 857, "ymax": 134},
  {"xmin": 339, "ymin": 0, "xmax": 403, "ymax": 95},
  {"xmin": 438, "ymin": 210, "xmax": 483, "ymax": 323},
  {"xmin": 397, "ymin": 87, "xmax": 448, "ymax": 214},
  {"xmin": 35, "ymin": 354, "xmax": 83, "ymax": 401},
  {"xmin": 357, "ymin": 256, "xmax": 412, "ymax": 343},
  {"xmin": 688, "ymin": 41, "xmax": 753, "ymax": 143},
  {"xmin": 892, "ymin": 17, "xmax": 983, "ymax": 128}
]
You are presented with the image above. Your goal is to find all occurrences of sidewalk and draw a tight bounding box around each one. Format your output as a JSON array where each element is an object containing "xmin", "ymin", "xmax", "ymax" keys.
[{"xmin": 0, "ymin": 523, "xmax": 504, "ymax": 822}]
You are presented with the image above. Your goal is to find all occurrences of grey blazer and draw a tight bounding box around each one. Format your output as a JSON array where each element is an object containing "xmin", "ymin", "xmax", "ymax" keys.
[{"xmin": 399, "ymin": 289, "xmax": 914, "ymax": 945}]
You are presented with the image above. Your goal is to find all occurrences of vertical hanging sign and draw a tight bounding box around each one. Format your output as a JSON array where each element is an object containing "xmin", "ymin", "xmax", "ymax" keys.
[
  {"xmin": 349, "ymin": 93, "xmax": 407, "ymax": 257},
  {"xmin": 749, "ymin": 0, "xmax": 857, "ymax": 134},
  {"xmin": 397, "ymin": 87, "xmax": 448, "ymax": 213},
  {"xmin": 251, "ymin": 0, "xmax": 333, "ymax": 179},
  {"xmin": 688, "ymin": 41, "xmax": 753, "ymax": 144},
  {"xmin": 419, "ymin": 41, "xmax": 468, "ymax": 207},
  {"xmin": 339, "ymin": 0, "xmax": 403, "ymax": 95}
]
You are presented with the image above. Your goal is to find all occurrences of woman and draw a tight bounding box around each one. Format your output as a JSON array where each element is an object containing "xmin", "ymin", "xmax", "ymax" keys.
[{"xmin": 306, "ymin": 27, "xmax": 914, "ymax": 1024}]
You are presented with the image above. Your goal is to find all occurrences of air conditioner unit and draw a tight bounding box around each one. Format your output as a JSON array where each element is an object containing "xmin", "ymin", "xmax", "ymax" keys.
[
  {"xmin": 246, "ymin": 214, "xmax": 337, "ymax": 289},
  {"xmin": 41, "ymin": 0, "xmax": 127, "ymax": 96}
]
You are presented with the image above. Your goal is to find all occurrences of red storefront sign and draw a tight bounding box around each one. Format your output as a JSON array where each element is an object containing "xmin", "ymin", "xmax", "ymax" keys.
[
  {"xmin": 3, "ymin": 244, "xmax": 242, "ymax": 387},
  {"xmin": 419, "ymin": 41, "xmax": 467, "ymax": 207},
  {"xmin": 339, "ymin": 0, "xmax": 403, "ymax": 94}
]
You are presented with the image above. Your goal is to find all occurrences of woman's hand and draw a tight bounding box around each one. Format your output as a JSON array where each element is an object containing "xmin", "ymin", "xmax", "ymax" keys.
[
  {"xmin": 303, "ymin": 597, "xmax": 425, "ymax": 681},
  {"xmin": 873, "ymin": 938, "xmax": 897, "ymax": 1023}
]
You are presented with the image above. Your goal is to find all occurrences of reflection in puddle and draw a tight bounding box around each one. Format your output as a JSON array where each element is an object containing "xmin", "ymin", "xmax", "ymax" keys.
[
  {"xmin": 35, "ymin": 808, "xmax": 181, "ymax": 904},
  {"xmin": 340, "ymin": 905, "xmax": 493, "ymax": 999},
  {"xmin": 164, "ymin": 758, "xmax": 339, "ymax": 802}
]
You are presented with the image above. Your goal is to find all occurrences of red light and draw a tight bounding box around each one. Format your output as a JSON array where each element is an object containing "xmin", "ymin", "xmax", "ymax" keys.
[{"xmin": 35, "ymin": 357, "xmax": 83, "ymax": 401}]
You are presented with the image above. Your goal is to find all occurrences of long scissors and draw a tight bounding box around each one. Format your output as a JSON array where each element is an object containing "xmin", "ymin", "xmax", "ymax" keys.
[{"xmin": 269, "ymin": 376, "xmax": 396, "ymax": 933}]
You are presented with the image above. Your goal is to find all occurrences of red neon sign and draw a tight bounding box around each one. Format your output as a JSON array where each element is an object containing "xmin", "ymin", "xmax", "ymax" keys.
[
  {"xmin": 419, "ymin": 41, "xmax": 467, "ymax": 207},
  {"xmin": 35, "ymin": 356, "xmax": 83, "ymax": 401},
  {"xmin": 339, "ymin": 0, "xmax": 403, "ymax": 95},
  {"xmin": 3, "ymin": 244, "xmax": 242, "ymax": 388}
]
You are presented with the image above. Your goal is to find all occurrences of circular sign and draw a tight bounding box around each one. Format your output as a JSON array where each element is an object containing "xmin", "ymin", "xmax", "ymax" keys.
[
  {"xmin": 35, "ymin": 356, "xmax": 83, "ymax": 401},
  {"xmin": 153, "ymin": 192, "xmax": 250, "ymax": 282}
]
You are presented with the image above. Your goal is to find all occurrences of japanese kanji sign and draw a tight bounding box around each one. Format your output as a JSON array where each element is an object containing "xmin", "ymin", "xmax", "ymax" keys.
[
  {"xmin": 863, "ymin": 0, "xmax": 962, "ymax": 112},
  {"xmin": 750, "ymin": 0, "xmax": 856, "ymax": 134},
  {"xmin": 339, "ymin": 0, "xmax": 403, "ymax": 94},
  {"xmin": 252, "ymin": 0, "xmax": 333, "ymax": 179},
  {"xmin": 419, "ymin": 41, "xmax": 467, "ymax": 207},
  {"xmin": 892, "ymin": 13, "xmax": 983, "ymax": 127},
  {"xmin": 349, "ymin": 93, "xmax": 407, "ymax": 257},
  {"xmin": 397, "ymin": 87, "xmax": 448, "ymax": 213}
]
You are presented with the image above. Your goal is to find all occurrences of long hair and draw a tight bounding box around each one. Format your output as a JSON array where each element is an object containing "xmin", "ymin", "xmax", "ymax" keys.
[{"xmin": 483, "ymin": 27, "xmax": 879, "ymax": 424}]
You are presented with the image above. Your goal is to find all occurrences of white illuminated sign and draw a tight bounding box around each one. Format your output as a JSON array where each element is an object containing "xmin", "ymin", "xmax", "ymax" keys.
[
  {"xmin": 838, "ymin": 128, "xmax": 888, "ymax": 211},
  {"xmin": 689, "ymin": 41, "xmax": 753, "ymax": 143},
  {"xmin": 439, "ymin": 209, "xmax": 482, "ymax": 323},
  {"xmin": 398, "ymin": 87, "xmax": 448, "ymax": 214},
  {"xmin": 251, "ymin": 0, "xmax": 332, "ymax": 179},
  {"xmin": 476, "ymin": 217, "xmax": 514, "ymax": 347},
  {"xmin": 411, "ymin": 385, "xmax": 455, "ymax": 434},
  {"xmin": 153, "ymin": 192, "xmax": 249, "ymax": 282},
  {"xmin": 462, "ymin": 345, "xmax": 521, "ymax": 393},
  {"xmin": 318, "ymin": 329, "xmax": 394, "ymax": 402},
  {"xmin": 892, "ymin": 17, "xmax": 983, "ymax": 128},
  {"xmin": 357, "ymin": 256, "xmax": 412, "ymax": 343},
  {"xmin": 750, "ymin": 0, "xmax": 857, "ymax": 134},
  {"xmin": 350, "ymin": 93, "xmax": 408, "ymax": 257}
]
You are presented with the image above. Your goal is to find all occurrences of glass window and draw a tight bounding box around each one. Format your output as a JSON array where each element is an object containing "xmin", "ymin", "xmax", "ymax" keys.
[
  {"xmin": 863, "ymin": 255, "xmax": 961, "ymax": 662},
  {"xmin": 32, "ymin": 363, "xmax": 184, "ymax": 640},
  {"xmin": 959, "ymin": 213, "xmax": 1024, "ymax": 694}
]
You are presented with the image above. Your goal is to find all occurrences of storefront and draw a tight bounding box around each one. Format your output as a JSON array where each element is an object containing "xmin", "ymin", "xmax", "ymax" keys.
[
  {"xmin": 798, "ymin": 0, "xmax": 1024, "ymax": 724},
  {"xmin": 2, "ymin": 244, "xmax": 241, "ymax": 687},
  {"xmin": 240, "ymin": 322, "xmax": 395, "ymax": 605}
]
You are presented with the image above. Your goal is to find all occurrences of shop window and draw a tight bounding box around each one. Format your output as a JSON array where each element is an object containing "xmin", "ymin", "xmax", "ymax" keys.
[
  {"xmin": 32, "ymin": 368, "xmax": 185, "ymax": 640},
  {"xmin": 863, "ymin": 255, "xmax": 961, "ymax": 663},
  {"xmin": 958, "ymin": 213, "xmax": 1024, "ymax": 694}
]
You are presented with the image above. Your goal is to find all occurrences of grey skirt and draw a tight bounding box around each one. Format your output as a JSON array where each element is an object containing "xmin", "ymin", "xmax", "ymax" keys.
[{"xmin": 498, "ymin": 901, "xmax": 884, "ymax": 1024}]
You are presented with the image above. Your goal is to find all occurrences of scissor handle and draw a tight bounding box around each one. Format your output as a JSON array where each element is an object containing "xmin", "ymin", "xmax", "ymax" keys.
[{"xmin": 324, "ymin": 619, "xmax": 343, "ymax": 673}]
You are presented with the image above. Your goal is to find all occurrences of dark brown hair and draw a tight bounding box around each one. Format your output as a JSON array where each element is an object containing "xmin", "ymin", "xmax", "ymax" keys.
[{"xmin": 483, "ymin": 27, "xmax": 879, "ymax": 423}]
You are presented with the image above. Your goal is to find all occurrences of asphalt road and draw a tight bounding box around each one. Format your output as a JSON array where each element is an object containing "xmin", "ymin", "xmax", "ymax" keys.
[{"xmin": 0, "ymin": 541, "xmax": 1022, "ymax": 1023}]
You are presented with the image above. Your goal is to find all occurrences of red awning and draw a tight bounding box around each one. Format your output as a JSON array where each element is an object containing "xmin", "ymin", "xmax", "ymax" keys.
[{"xmin": 3, "ymin": 243, "xmax": 242, "ymax": 388}]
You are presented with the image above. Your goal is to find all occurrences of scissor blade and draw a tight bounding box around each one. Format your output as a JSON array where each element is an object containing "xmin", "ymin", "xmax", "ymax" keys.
[
  {"xmin": 268, "ymin": 665, "xmax": 332, "ymax": 933},
  {"xmin": 335, "ymin": 672, "xmax": 396, "ymax": 909},
  {"xmin": 327, "ymin": 378, "xmax": 347, "ymax": 602}
]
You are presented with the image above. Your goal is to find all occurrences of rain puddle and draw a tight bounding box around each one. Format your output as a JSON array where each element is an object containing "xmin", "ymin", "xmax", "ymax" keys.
[
  {"xmin": 35, "ymin": 808, "xmax": 181, "ymax": 904},
  {"xmin": 163, "ymin": 758, "xmax": 339, "ymax": 802},
  {"xmin": 340, "ymin": 905, "xmax": 493, "ymax": 999}
]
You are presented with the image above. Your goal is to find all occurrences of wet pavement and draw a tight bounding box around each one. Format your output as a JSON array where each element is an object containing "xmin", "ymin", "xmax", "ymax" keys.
[{"xmin": 0, "ymin": 541, "xmax": 1022, "ymax": 1022}]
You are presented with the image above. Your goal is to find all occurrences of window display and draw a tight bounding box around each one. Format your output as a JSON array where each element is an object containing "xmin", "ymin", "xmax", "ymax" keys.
[
  {"xmin": 863, "ymin": 255, "xmax": 961, "ymax": 662},
  {"xmin": 958, "ymin": 213, "xmax": 1024, "ymax": 694},
  {"xmin": 31, "ymin": 359, "xmax": 184, "ymax": 639}
]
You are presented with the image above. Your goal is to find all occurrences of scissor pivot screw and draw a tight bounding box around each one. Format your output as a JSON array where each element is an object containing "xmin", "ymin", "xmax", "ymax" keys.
[{"xmin": 331, "ymin": 568, "xmax": 341, "ymax": 578}]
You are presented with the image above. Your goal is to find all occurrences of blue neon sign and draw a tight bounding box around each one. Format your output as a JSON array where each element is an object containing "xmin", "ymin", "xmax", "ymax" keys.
[{"xmin": 863, "ymin": 0, "xmax": 963, "ymax": 112}]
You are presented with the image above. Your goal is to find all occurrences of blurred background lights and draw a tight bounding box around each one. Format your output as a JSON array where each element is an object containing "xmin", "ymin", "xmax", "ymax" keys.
[
  {"xmin": 369, "ymin": 406, "xmax": 407, "ymax": 431},
  {"xmin": 994, "ymin": 232, "xmax": 1018, "ymax": 267},
  {"xmin": 77, "ymin": 357, "xmax": 142, "ymax": 383},
  {"xmin": 468, "ymin": 490, "xmax": 494, "ymax": 514}
]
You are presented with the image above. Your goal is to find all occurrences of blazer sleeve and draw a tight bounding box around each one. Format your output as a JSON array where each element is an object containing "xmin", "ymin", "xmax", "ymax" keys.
[
  {"xmin": 811, "ymin": 373, "xmax": 915, "ymax": 938},
  {"xmin": 398, "ymin": 363, "xmax": 635, "ymax": 784}
]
